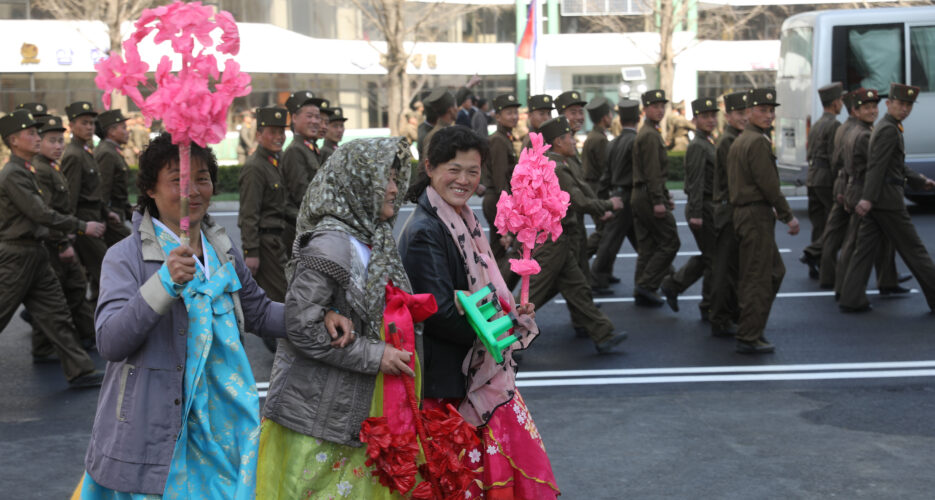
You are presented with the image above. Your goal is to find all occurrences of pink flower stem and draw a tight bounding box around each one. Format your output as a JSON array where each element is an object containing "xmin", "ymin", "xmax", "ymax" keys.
[
  {"xmin": 521, "ymin": 244, "xmax": 532, "ymax": 305},
  {"xmin": 179, "ymin": 141, "xmax": 191, "ymax": 247}
]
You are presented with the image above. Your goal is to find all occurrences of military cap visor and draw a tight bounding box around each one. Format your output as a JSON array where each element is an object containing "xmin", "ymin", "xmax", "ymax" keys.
[
  {"xmin": 66, "ymin": 101, "xmax": 98, "ymax": 120},
  {"xmin": 691, "ymin": 97, "xmax": 719, "ymax": 116},
  {"xmin": 723, "ymin": 91, "xmax": 749, "ymax": 112},
  {"xmin": 36, "ymin": 115, "xmax": 66, "ymax": 134},
  {"xmin": 539, "ymin": 117, "xmax": 572, "ymax": 144},
  {"xmin": 326, "ymin": 107, "xmax": 348, "ymax": 122},
  {"xmin": 16, "ymin": 102, "xmax": 49, "ymax": 117},
  {"xmin": 0, "ymin": 110, "xmax": 42, "ymax": 139},
  {"xmin": 528, "ymin": 94, "xmax": 554, "ymax": 111},
  {"xmin": 256, "ymin": 107, "xmax": 289, "ymax": 127},
  {"xmin": 818, "ymin": 82, "xmax": 845, "ymax": 105},
  {"xmin": 285, "ymin": 90, "xmax": 317, "ymax": 114},
  {"xmin": 555, "ymin": 91, "xmax": 587, "ymax": 111},
  {"xmin": 97, "ymin": 109, "xmax": 128, "ymax": 130},
  {"xmin": 852, "ymin": 88, "xmax": 881, "ymax": 107},
  {"xmin": 641, "ymin": 90, "xmax": 669, "ymax": 107},
  {"xmin": 889, "ymin": 83, "xmax": 921, "ymax": 103},
  {"xmin": 747, "ymin": 88, "xmax": 780, "ymax": 107},
  {"xmin": 493, "ymin": 93, "xmax": 521, "ymax": 112}
]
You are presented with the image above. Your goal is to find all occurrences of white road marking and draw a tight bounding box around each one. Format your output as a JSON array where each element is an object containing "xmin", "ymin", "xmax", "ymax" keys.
[
  {"xmin": 554, "ymin": 289, "xmax": 919, "ymax": 304},
  {"xmin": 256, "ymin": 360, "xmax": 935, "ymax": 396},
  {"xmin": 611, "ymin": 249, "xmax": 791, "ymax": 258},
  {"xmin": 513, "ymin": 369, "xmax": 935, "ymax": 387}
]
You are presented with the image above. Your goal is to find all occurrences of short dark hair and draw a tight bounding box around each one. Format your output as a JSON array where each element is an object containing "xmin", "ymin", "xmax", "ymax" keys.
[
  {"xmin": 136, "ymin": 132, "xmax": 219, "ymax": 218},
  {"xmin": 406, "ymin": 125, "xmax": 489, "ymax": 202}
]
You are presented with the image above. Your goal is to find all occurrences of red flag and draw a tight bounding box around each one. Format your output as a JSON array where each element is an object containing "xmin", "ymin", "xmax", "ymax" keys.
[{"xmin": 517, "ymin": 1, "xmax": 536, "ymax": 60}]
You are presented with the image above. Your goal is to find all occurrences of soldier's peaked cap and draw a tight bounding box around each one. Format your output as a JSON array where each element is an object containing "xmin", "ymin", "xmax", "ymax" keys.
[
  {"xmin": 256, "ymin": 107, "xmax": 289, "ymax": 127},
  {"xmin": 555, "ymin": 91, "xmax": 587, "ymax": 112},
  {"xmin": 493, "ymin": 93, "xmax": 522, "ymax": 112},
  {"xmin": 539, "ymin": 116, "xmax": 572, "ymax": 144}
]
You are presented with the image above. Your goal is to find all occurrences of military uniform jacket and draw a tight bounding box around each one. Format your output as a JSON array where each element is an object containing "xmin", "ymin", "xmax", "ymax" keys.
[
  {"xmin": 62, "ymin": 138, "xmax": 105, "ymax": 222},
  {"xmin": 94, "ymin": 139, "xmax": 132, "ymax": 220},
  {"xmin": 281, "ymin": 135, "xmax": 320, "ymax": 225},
  {"xmin": 831, "ymin": 116, "xmax": 859, "ymax": 201},
  {"xmin": 684, "ymin": 131, "xmax": 716, "ymax": 220},
  {"xmin": 483, "ymin": 126, "xmax": 516, "ymax": 193},
  {"xmin": 421, "ymin": 123, "xmax": 445, "ymax": 162},
  {"xmin": 714, "ymin": 126, "xmax": 741, "ymax": 204},
  {"xmin": 862, "ymin": 113, "xmax": 927, "ymax": 211},
  {"xmin": 633, "ymin": 121, "xmax": 670, "ymax": 205},
  {"xmin": 416, "ymin": 121, "xmax": 434, "ymax": 159},
  {"xmin": 238, "ymin": 146, "xmax": 287, "ymax": 255},
  {"xmin": 727, "ymin": 124, "xmax": 793, "ymax": 223},
  {"xmin": 842, "ymin": 120, "xmax": 872, "ymax": 210},
  {"xmin": 603, "ymin": 128, "xmax": 637, "ymax": 197},
  {"xmin": 32, "ymin": 154, "xmax": 72, "ymax": 247},
  {"xmin": 0, "ymin": 154, "xmax": 86, "ymax": 241},
  {"xmin": 548, "ymin": 151, "xmax": 612, "ymax": 245},
  {"xmin": 520, "ymin": 127, "xmax": 538, "ymax": 153},
  {"xmin": 582, "ymin": 125, "xmax": 609, "ymax": 186},
  {"xmin": 806, "ymin": 111, "xmax": 840, "ymax": 187},
  {"xmin": 320, "ymin": 139, "xmax": 338, "ymax": 166}
]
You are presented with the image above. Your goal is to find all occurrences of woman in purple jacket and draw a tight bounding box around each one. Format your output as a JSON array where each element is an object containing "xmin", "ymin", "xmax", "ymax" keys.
[{"xmin": 76, "ymin": 133, "xmax": 286, "ymax": 499}]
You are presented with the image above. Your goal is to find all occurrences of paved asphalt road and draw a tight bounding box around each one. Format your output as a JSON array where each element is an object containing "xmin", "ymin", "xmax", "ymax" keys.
[{"xmin": 3, "ymin": 195, "xmax": 935, "ymax": 499}]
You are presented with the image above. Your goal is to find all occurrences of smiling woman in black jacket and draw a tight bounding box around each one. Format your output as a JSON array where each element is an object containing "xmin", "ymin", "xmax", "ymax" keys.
[{"xmin": 397, "ymin": 125, "xmax": 559, "ymax": 499}]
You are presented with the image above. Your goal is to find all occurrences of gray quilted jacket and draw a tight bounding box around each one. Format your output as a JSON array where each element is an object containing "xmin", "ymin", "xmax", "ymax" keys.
[{"xmin": 262, "ymin": 230, "xmax": 387, "ymax": 446}]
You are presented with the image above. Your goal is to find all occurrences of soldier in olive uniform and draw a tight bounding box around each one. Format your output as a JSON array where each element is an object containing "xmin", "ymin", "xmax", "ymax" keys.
[
  {"xmin": 839, "ymin": 83, "xmax": 935, "ymax": 313},
  {"xmin": 661, "ymin": 97, "xmax": 719, "ymax": 317},
  {"xmin": 834, "ymin": 88, "xmax": 904, "ymax": 299},
  {"xmin": 817, "ymin": 91, "xmax": 859, "ymax": 289},
  {"xmin": 555, "ymin": 91, "xmax": 597, "ymax": 282},
  {"xmin": 800, "ymin": 82, "xmax": 844, "ymax": 278},
  {"xmin": 281, "ymin": 91, "xmax": 324, "ymax": 256},
  {"xmin": 481, "ymin": 93, "xmax": 522, "ymax": 283},
  {"xmin": 125, "ymin": 113, "xmax": 150, "ymax": 167},
  {"xmin": 665, "ymin": 103, "xmax": 695, "ymax": 152},
  {"xmin": 239, "ymin": 107, "xmax": 289, "ymax": 303},
  {"xmin": 520, "ymin": 94, "xmax": 554, "ymax": 152},
  {"xmin": 61, "ymin": 101, "xmax": 109, "ymax": 305},
  {"xmin": 727, "ymin": 88, "xmax": 800, "ymax": 354},
  {"xmin": 319, "ymin": 106, "xmax": 347, "ymax": 165},
  {"xmin": 591, "ymin": 99, "xmax": 641, "ymax": 290},
  {"xmin": 527, "ymin": 117, "xmax": 627, "ymax": 353},
  {"xmin": 0, "ymin": 111, "xmax": 105, "ymax": 387},
  {"xmin": 632, "ymin": 89, "xmax": 680, "ymax": 306},
  {"xmin": 709, "ymin": 91, "xmax": 748, "ymax": 338},
  {"xmin": 28, "ymin": 113, "xmax": 99, "ymax": 358},
  {"xmin": 582, "ymin": 96, "xmax": 616, "ymax": 290},
  {"xmin": 94, "ymin": 109, "xmax": 133, "ymax": 246},
  {"xmin": 420, "ymin": 89, "xmax": 457, "ymax": 166}
]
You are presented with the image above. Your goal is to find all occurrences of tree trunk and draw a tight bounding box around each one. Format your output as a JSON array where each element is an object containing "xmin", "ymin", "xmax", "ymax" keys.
[{"xmin": 657, "ymin": 0, "xmax": 675, "ymax": 142}]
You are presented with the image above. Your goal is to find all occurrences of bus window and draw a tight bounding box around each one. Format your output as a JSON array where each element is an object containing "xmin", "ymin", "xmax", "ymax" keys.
[
  {"xmin": 779, "ymin": 27, "xmax": 812, "ymax": 78},
  {"xmin": 910, "ymin": 25, "xmax": 935, "ymax": 91},
  {"xmin": 832, "ymin": 24, "xmax": 904, "ymax": 91}
]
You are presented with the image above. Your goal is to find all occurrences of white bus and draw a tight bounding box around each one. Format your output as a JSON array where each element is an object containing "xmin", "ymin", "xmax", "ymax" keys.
[{"xmin": 776, "ymin": 6, "xmax": 935, "ymax": 203}]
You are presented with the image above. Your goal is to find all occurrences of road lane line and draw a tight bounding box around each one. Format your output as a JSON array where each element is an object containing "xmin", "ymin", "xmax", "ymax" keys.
[
  {"xmin": 513, "ymin": 369, "xmax": 935, "ymax": 387},
  {"xmin": 610, "ymin": 249, "xmax": 791, "ymax": 258},
  {"xmin": 554, "ymin": 289, "xmax": 919, "ymax": 304},
  {"xmin": 515, "ymin": 360, "xmax": 935, "ymax": 379}
]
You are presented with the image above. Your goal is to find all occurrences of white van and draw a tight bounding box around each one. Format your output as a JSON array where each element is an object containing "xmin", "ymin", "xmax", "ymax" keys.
[{"xmin": 776, "ymin": 6, "xmax": 935, "ymax": 203}]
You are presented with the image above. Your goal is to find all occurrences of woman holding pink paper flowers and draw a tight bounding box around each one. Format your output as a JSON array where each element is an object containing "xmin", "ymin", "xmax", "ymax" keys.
[{"xmin": 399, "ymin": 125, "xmax": 560, "ymax": 499}]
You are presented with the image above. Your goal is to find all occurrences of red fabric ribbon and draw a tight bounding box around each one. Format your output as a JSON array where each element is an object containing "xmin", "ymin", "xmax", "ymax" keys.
[{"xmin": 382, "ymin": 281, "xmax": 437, "ymax": 433}]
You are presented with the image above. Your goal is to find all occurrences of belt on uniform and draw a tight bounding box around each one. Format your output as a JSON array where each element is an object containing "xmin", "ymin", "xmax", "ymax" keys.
[
  {"xmin": 886, "ymin": 177, "xmax": 906, "ymax": 186},
  {"xmin": 810, "ymin": 158, "xmax": 830, "ymax": 169},
  {"xmin": 734, "ymin": 200, "xmax": 770, "ymax": 208},
  {"xmin": 0, "ymin": 238, "xmax": 42, "ymax": 247},
  {"xmin": 259, "ymin": 228, "xmax": 283, "ymax": 235}
]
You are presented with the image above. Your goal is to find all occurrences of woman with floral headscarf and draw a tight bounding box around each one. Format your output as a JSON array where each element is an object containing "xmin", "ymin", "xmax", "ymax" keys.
[{"xmin": 256, "ymin": 137, "xmax": 428, "ymax": 499}]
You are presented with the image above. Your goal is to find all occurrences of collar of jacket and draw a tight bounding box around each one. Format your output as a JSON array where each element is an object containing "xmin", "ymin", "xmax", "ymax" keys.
[{"xmin": 136, "ymin": 210, "xmax": 233, "ymax": 263}]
